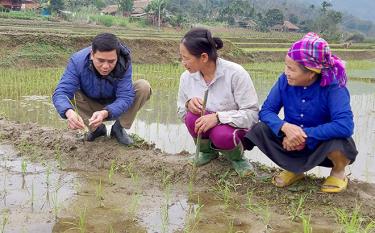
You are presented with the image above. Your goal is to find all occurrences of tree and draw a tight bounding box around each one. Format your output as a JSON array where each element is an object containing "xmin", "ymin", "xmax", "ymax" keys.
[
  {"xmin": 264, "ymin": 8, "xmax": 284, "ymax": 27},
  {"xmin": 117, "ymin": 0, "xmax": 133, "ymax": 16},
  {"xmin": 321, "ymin": 1, "xmax": 332, "ymax": 13},
  {"xmin": 146, "ymin": 0, "xmax": 168, "ymax": 30}
]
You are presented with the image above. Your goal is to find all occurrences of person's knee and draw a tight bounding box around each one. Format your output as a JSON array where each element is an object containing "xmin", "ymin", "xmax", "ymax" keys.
[
  {"xmin": 134, "ymin": 79, "xmax": 151, "ymax": 99},
  {"xmin": 211, "ymin": 131, "xmax": 234, "ymax": 150}
]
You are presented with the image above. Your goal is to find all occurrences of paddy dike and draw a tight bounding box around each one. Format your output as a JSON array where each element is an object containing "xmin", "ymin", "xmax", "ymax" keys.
[
  {"xmin": 1, "ymin": 32, "xmax": 375, "ymax": 68},
  {"xmin": 1, "ymin": 118, "xmax": 375, "ymax": 232}
]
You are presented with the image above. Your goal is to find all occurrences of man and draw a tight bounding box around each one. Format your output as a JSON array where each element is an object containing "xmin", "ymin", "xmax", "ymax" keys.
[{"xmin": 52, "ymin": 33, "xmax": 151, "ymax": 145}]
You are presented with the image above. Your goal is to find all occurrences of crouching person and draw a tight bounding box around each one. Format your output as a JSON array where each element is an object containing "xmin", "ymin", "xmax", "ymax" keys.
[
  {"xmin": 177, "ymin": 28, "xmax": 259, "ymax": 177},
  {"xmin": 244, "ymin": 33, "xmax": 358, "ymax": 192},
  {"xmin": 52, "ymin": 33, "xmax": 151, "ymax": 145}
]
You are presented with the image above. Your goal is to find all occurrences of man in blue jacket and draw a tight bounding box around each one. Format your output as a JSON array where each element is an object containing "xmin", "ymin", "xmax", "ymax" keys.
[{"xmin": 52, "ymin": 33, "xmax": 151, "ymax": 145}]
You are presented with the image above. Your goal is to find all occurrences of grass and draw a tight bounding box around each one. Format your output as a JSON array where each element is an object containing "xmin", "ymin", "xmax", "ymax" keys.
[{"xmin": 335, "ymin": 205, "xmax": 375, "ymax": 233}]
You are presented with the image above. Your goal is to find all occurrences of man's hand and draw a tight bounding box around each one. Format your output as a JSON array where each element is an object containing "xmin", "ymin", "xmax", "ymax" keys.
[
  {"xmin": 280, "ymin": 122, "xmax": 307, "ymax": 148},
  {"xmin": 187, "ymin": 97, "xmax": 203, "ymax": 115},
  {"xmin": 89, "ymin": 110, "xmax": 108, "ymax": 129},
  {"xmin": 194, "ymin": 113, "xmax": 219, "ymax": 134},
  {"xmin": 65, "ymin": 109, "xmax": 85, "ymax": 130},
  {"xmin": 282, "ymin": 137, "xmax": 306, "ymax": 151}
]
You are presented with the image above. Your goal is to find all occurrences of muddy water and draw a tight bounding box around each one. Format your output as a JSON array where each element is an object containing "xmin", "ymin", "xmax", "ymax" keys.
[
  {"xmin": 0, "ymin": 144, "xmax": 76, "ymax": 233},
  {"xmin": 0, "ymin": 79, "xmax": 375, "ymax": 184}
]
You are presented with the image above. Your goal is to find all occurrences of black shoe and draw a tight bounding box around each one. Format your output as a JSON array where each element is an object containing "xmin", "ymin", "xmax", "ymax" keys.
[
  {"xmin": 86, "ymin": 124, "xmax": 107, "ymax": 142},
  {"xmin": 110, "ymin": 120, "xmax": 134, "ymax": 145}
]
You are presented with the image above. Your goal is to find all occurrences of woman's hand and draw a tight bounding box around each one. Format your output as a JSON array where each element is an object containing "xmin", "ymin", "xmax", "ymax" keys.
[
  {"xmin": 282, "ymin": 137, "xmax": 306, "ymax": 151},
  {"xmin": 280, "ymin": 122, "xmax": 307, "ymax": 148},
  {"xmin": 187, "ymin": 97, "xmax": 203, "ymax": 115},
  {"xmin": 194, "ymin": 113, "xmax": 219, "ymax": 134}
]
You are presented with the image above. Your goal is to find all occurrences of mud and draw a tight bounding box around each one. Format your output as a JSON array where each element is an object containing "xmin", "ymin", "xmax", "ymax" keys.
[{"xmin": 0, "ymin": 118, "xmax": 375, "ymax": 232}]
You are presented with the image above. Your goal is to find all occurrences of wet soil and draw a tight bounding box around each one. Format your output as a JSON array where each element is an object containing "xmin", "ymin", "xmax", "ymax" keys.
[{"xmin": 1, "ymin": 118, "xmax": 375, "ymax": 232}]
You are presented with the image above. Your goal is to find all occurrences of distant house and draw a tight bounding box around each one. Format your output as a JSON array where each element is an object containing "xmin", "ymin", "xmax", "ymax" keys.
[
  {"xmin": 101, "ymin": 5, "xmax": 118, "ymax": 16},
  {"xmin": 237, "ymin": 19, "xmax": 257, "ymax": 29},
  {"xmin": 0, "ymin": 0, "xmax": 22, "ymax": 10},
  {"xmin": 283, "ymin": 21, "xmax": 299, "ymax": 32},
  {"xmin": 271, "ymin": 21, "xmax": 300, "ymax": 32},
  {"xmin": 101, "ymin": 1, "xmax": 150, "ymax": 17},
  {"xmin": 132, "ymin": 0, "xmax": 150, "ymax": 14},
  {"xmin": 21, "ymin": 0, "xmax": 39, "ymax": 10}
]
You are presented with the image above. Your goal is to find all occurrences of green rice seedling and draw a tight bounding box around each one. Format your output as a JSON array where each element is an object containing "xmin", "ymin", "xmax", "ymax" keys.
[
  {"xmin": 66, "ymin": 96, "xmax": 89, "ymax": 139},
  {"xmin": 95, "ymin": 178, "xmax": 104, "ymax": 208},
  {"xmin": 245, "ymin": 188, "xmax": 257, "ymax": 212},
  {"xmin": 289, "ymin": 194, "xmax": 307, "ymax": 221},
  {"xmin": 161, "ymin": 169, "xmax": 172, "ymax": 233},
  {"xmin": 1, "ymin": 211, "xmax": 9, "ymax": 233},
  {"xmin": 64, "ymin": 208, "xmax": 87, "ymax": 233},
  {"xmin": 51, "ymin": 189, "xmax": 61, "ymax": 222},
  {"xmin": 300, "ymin": 214, "xmax": 312, "ymax": 233},
  {"xmin": 213, "ymin": 181, "xmax": 233, "ymax": 209},
  {"xmin": 109, "ymin": 225, "xmax": 115, "ymax": 233},
  {"xmin": 21, "ymin": 159, "xmax": 27, "ymax": 189},
  {"xmin": 227, "ymin": 219, "xmax": 235, "ymax": 233},
  {"xmin": 54, "ymin": 144, "xmax": 63, "ymax": 170},
  {"xmin": 31, "ymin": 180, "xmax": 35, "ymax": 212},
  {"xmin": 184, "ymin": 196, "xmax": 204, "ymax": 233},
  {"xmin": 45, "ymin": 164, "xmax": 52, "ymax": 187},
  {"xmin": 335, "ymin": 205, "xmax": 375, "ymax": 233},
  {"xmin": 108, "ymin": 160, "xmax": 116, "ymax": 186},
  {"xmin": 258, "ymin": 202, "xmax": 271, "ymax": 227},
  {"xmin": 21, "ymin": 159, "xmax": 27, "ymax": 175}
]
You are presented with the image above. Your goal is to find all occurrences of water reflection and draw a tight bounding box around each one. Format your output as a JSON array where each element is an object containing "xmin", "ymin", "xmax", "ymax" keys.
[{"xmin": 0, "ymin": 144, "xmax": 76, "ymax": 233}]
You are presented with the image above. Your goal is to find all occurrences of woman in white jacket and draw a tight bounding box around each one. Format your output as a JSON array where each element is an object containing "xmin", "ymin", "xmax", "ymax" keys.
[{"xmin": 177, "ymin": 28, "xmax": 259, "ymax": 177}]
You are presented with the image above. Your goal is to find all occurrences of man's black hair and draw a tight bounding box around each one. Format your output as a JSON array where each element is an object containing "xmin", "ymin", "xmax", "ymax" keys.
[{"xmin": 92, "ymin": 33, "xmax": 120, "ymax": 53}]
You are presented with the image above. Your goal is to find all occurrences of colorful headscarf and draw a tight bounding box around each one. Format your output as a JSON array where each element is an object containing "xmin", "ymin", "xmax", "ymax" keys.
[{"xmin": 287, "ymin": 32, "xmax": 347, "ymax": 87}]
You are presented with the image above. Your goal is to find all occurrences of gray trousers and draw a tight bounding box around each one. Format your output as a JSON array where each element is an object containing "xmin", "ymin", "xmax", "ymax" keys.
[{"xmin": 75, "ymin": 79, "xmax": 151, "ymax": 130}]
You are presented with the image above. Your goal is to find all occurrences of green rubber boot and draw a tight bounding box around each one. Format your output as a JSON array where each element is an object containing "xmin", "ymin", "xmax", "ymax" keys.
[
  {"xmin": 189, "ymin": 139, "xmax": 219, "ymax": 167},
  {"xmin": 218, "ymin": 143, "xmax": 254, "ymax": 177}
]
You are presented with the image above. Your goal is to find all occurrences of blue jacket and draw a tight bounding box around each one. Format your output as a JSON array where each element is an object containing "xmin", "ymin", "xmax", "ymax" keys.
[
  {"xmin": 260, "ymin": 73, "xmax": 354, "ymax": 150},
  {"xmin": 52, "ymin": 44, "xmax": 135, "ymax": 119}
]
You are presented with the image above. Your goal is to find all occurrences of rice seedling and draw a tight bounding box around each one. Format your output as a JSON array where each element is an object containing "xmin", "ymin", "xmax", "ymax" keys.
[
  {"xmin": 109, "ymin": 225, "xmax": 115, "ymax": 233},
  {"xmin": 51, "ymin": 189, "xmax": 61, "ymax": 222},
  {"xmin": 335, "ymin": 205, "xmax": 375, "ymax": 233},
  {"xmin": 126, "ymin": 164, "xmax": 142, "ymax": 219},
  {"xmin": 245, "ymin": 188, "xmax": 257, "ymax": 212},
  {"xmin": 183, "ymin": 196, "xmax": 204, "ymax": 233},
  {"xmin": 95, "ymin": 178, "xmax": 104, "ymax": 208},
  {"xmin": 45, "ymin": 163, "xmax": 52, "ymax": 187},
  {"xmin": 1, "ymin": 210, "xmax": 9, "ymax": 233},
  {"xmin": 30, "ymin": 180, "xmax": 35, "ymax": 211},
  {"xmin": 54, "ymin": 144, "xmax": 63, "ymax": 170},
  {"xmin": 289, "ymin": 194, "xmax": 307, "ymax": 221},
  {"xmin": 300, "ymin": 214, "xmax": 312, "ymax": 233},
  {"xmin": 161, "ymin": 169, "xmax": 172, "ymax": 233},
  {"xmin": 64, "ymin": 207, "xmax": 87, "ymax": 233},
  {"xmin": 108, "ymin": 160, "xmax": 116, "ymax": 186},
  {"xmin": 66, "ymin": 96, "xmax": 89, "ymax": 140},
  {"xmin": 21, "ymin": 159, "xmax": 27, "ymax": 189}
]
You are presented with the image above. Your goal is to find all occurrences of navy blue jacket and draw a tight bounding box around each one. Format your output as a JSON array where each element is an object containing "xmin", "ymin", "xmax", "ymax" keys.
[
  {"xmin": 52, "ymin": 44, "xmax": 135, "ymax": 119},
  {"xmin": 260, "ymin": 73, "xmax": 354, "ymax": 149}
]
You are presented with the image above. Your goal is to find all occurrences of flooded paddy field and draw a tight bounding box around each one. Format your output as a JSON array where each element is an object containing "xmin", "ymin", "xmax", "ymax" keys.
[{"xmin": 1, "ymin": 61, "xmax": 375, "ymax": 232}]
